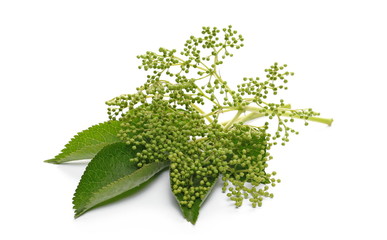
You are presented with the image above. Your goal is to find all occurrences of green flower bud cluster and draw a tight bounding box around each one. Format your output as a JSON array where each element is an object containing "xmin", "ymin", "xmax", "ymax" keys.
[
  {"xmin": 137, "ymin": 48, "xmax": 178, "ymax": 72},
  {"xmin": 169, "ymin": 135, "xmax": 223, "ymax": 208},
  {"xmin": 168, "ymin": 121, "xmax": 277, "ymax": 208},
  {"xmin": 217, "ymin": 124, "xmax": 276, "ymax": 207},
  {"xmin": 105, "ymin": 26, "xmax": 332, "ymax": 209},
  {"xmin": 239, "ymin": 63, "xmax": 291, "ymax": 101},
  {"xmin": 118, "ymin": 100, "xmax": 209, "ymax": 167},
  {"xmin": 182, "ymin": 26, "xmax": 244, "ymax": 70}
]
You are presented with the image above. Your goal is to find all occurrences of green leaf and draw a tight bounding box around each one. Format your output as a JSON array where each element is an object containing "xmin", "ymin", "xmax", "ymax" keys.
[
  {"xmin": 171, "ymin": 175, "xmax": 218, "ymax": 225},
  {"xmin": 45, "ymin": 121, "xmax": 121, "ymax": 164},
  {"xmin": 73, "ymin": 142, "xmax": 169, "ymax": 218}
]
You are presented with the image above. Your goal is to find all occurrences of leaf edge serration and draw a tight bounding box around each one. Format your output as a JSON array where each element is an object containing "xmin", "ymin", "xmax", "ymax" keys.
[
  {"xmin": 44, "ymin": 121, "xmax": 121, "ymax": 164},
  {"xmin": 73, "ymin": 160, "xmax": 169, "ymax": 218}
]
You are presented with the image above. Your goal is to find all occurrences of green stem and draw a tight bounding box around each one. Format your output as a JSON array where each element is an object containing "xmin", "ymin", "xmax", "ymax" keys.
[
  {"xmin": 199, "ymin": 59, "xmax": 233, "ymax": 93},
  {"xmin": 213, "ymin": 71, "xmax": 232, "ymax": 93},
  {"xmin": 235, "ymin": 112, "xmax": 264, "ymax": 124},
  {"xmin": 224, "ymin": 110, "xmax": 243, "ymax": 129},
  {"xmin": 191, "ymin": 104, "xmax": 213, "ymax": 123},
  {"xmin": 201, "ymin": 108, "xmax": 237, "ymax": 118},
  {"xmin": 196, "ymin": 85, "xmax": 221, "ymax": 107},
  {"xmin": 220, "ymin": 106, "xmax": 333, "ymax": 127},
  {"xmin": 243, "ymin": 106, "xmax": 333, "ymax": 126},
  {"xmin": 301, "ymin": 116, "xmax": 334, "ymax": 126}
]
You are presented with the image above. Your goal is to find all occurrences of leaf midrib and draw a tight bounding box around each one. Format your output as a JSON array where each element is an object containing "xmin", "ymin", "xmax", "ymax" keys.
[{"xmin": 74, "ymin": 161, "xmax": 169, "ymax": 217}]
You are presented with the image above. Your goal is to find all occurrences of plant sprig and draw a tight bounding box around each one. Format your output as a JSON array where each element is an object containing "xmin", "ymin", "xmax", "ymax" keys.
[{"xmin": 46, "ymin": 25, "xmax": 332, "ymax": 224}]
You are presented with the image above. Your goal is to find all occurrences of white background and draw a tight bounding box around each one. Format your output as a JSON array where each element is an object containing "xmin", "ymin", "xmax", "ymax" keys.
[{"xmin": 1, "ymin": 0, "xmax": 386, "ymax": 239}]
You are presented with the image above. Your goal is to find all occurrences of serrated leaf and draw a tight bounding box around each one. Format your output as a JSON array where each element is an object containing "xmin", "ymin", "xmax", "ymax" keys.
[
  {"xmin": 45, "ymin": 121, "xmax": 121, "ymax": 164},
  {"xmin": 171, "ymin": 175, "xmax": 218, "ymax": 224},
  {"xmin": 73, "ymin": 142, "xmax": 169, "ymax": 218}
]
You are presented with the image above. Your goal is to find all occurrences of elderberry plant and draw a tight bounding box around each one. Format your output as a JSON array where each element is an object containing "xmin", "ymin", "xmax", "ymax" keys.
[{"xmin": 45, "ymin": 26, "xmax": 333, "ymax": 224}]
